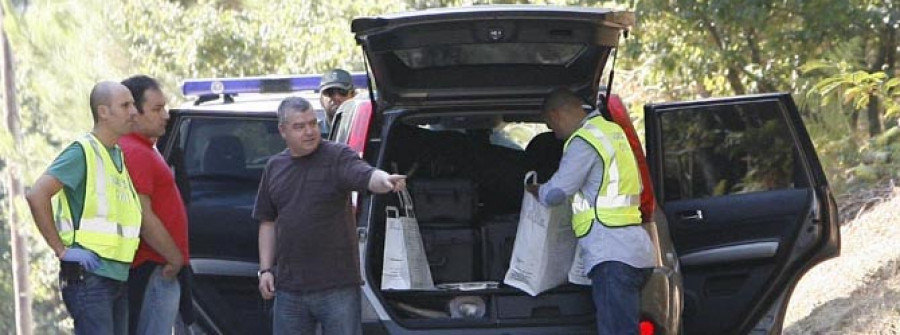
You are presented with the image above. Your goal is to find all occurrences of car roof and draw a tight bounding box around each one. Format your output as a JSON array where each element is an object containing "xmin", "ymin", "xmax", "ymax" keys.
[
  {"xmin": 174, "ymin": 92, "xmax": 322, "ymax": 114},
  {"xmin": 174, "ymin": 72, "xmax": 370, "ymax": 114}
]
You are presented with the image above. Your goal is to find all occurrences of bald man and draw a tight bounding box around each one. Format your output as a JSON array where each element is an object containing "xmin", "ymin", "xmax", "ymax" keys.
[
  {"xmin": 26, "ymin": 81, "xmax": 180, "ymax": 334},
  {"xmin": 531, "ymin": 89, "xmax": 654, "ymax": 335}
]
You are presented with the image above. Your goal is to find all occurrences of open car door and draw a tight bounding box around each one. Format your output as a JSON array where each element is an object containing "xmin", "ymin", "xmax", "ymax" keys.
[{"xmin": 644, "ymin": 93, "xmax": 840, "ymax": 334}]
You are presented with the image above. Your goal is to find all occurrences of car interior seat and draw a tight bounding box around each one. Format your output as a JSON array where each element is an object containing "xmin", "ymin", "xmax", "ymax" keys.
[
  {"xmin": 203, "ymin": 134, "xmax": 247, "ymax": 177},
  {"xmin": 524, "ymin": 131, "xmax": 564, "ymax": 184}
]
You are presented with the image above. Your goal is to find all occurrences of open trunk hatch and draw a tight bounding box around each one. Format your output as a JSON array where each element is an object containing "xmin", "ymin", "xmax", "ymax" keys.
[{"xmin": 352, "ymin": 6, "xmax": 634, "ymax": 107}]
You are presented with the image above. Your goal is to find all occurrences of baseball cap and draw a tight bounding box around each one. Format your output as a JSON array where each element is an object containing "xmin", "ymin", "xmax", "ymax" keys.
[{"xmin": 319, "ymin": 69, "xmax": 354, "ymax": 91}]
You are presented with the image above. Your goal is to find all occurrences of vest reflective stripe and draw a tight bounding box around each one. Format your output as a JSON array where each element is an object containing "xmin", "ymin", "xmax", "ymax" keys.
[
  {"xmin": 85, "ymin": 137, "xmax": 111, "ymax": 218},
  {"xmin": 52, "ymin": 134, "xmax": 142, "ymax": 263},
  {"xmin": 55, "ymin": 193, "xmax": 75, "ymax": 235},
  {"xmin": 78, "ymin": 218, "xmax": 142, "ymax": 238},
  {"xmin": 565, "ymin": 116, "xmax": 642, "ymax": 237}
]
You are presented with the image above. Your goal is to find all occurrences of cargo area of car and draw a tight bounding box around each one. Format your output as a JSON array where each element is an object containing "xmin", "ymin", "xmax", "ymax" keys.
[{"xmin": 366, "ymin": 112, "xmax": 596, "ymax": 329}]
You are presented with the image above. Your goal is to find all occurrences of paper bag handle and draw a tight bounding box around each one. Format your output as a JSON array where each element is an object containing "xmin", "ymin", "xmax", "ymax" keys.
[
  {"xmin": 395, "ymin": 189, "xmax": 416, "ymax": 218},
  {"xmin": 523, "ymin": 171, "xmax": 538, "ymax": 186},
  {"xmin": 385, "ymin": 206, "xmax": 399, "ymax": 218}
]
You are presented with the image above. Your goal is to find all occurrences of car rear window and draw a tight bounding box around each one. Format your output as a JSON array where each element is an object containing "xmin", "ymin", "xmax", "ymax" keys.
[
  {"xmin": 394, "ymin": 43, "xmax": 585, "ymax": 69},
  {"xmin": 174, "ymin": 117, "xmax": 284, "ymax": 181}
]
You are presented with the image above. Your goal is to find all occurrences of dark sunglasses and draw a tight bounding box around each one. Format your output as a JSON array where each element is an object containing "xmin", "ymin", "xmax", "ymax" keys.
[{"xmin": 323, "ymin": 88, "xmax": 350, "ymax": 97}]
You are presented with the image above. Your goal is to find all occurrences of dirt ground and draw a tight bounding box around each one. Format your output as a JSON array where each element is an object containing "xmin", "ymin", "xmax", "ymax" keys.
[{"xmin": 783, "ymin": 192, "xmax": 900, "ymax": 334}]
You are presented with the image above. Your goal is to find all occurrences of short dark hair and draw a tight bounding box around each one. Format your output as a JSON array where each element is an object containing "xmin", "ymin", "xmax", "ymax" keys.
[
  {"xmin": 277, "ymin": 97, "xmax": 313, "ymax": 124},
  {"xmin": 121, "ymin": 75, "xmax": 161, "ymax": 114},
  {"xmin": 541, "ymin": 88, "xmax": 584, "ymax": 115}
]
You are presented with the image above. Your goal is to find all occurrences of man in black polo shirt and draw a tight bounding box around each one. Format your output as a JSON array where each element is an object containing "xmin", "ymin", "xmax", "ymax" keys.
[{"xmin": 252, "ymin": 97, "xmax": 405, "ymax": 335}]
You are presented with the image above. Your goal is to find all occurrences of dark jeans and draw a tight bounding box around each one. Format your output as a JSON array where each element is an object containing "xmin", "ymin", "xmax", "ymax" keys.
[
  {"xmin": 273, "ymin": 286, "xmax": 362, "ymax": 335},
  {"xmin": 61, "ymin": 269, "xmax": 129, "ymax": 335},
  {"xmin": 588, "ymin": 261, "xmax": 652, "ymax": 335}
]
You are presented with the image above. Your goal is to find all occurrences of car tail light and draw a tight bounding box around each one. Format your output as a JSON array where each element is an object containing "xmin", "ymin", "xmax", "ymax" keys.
[
  {"xmin": 606, "ymin": 93, "xmax": 655, "ymax": 222},
  {"xmin": 639, "ymin": 320, "xmax": 655, "ymax": 335},
  {"xmin": 347, "ymin": 100, "xmax": 373, "ymax": 214},
  {"xmin": 347, "ymin": 100, "xmax": 372, "ymax": 155}
]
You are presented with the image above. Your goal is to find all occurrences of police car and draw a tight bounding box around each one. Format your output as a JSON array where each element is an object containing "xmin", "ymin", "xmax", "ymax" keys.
[{"xmin": 159, "ymin": 73, "xmax": 370, "ymax": 334}]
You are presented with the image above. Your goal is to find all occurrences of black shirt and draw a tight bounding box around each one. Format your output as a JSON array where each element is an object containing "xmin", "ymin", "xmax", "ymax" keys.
[{"xmin": 252, "ymin": 141, "xmax": 375, "ymax": 293}]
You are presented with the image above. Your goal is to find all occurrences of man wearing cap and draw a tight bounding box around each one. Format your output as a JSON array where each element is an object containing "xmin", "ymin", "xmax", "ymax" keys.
[{"xmin": 319, "ymin": 68, "xmax": 358, "ymax": 127}]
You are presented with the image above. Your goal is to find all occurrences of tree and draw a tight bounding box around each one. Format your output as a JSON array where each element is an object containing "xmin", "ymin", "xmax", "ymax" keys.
[
  {"xmin": 788, "ymin": 1, "xmax": 899, "ymax": 140},
  {"xmin": 113, "ymin": 0, "xmax": 408, "ymax": 96},
  {"xmin": 630, "ymin": 0, "xmax": 861, "ymax": 98},
  {"xmin": 1, "ymin": 0, "xmax": 411, "ymax": 331},
  {"xmin": 804, "ymin": 64, "xmax": 900, "ymax": 124},
  {"xmin": 1, "ymin": 1, "xmax": 32, "ymax": 333},
  {"xmin": 2, "ymin": 0, "xmax": 126, "ymax": 332},
  {"xmin": 854, "ymin": 0, "xmax": 899, "ymax": 136},
  {"xmin": 2, "ymin": 0, "xmax": 894, "ymax": 331}
]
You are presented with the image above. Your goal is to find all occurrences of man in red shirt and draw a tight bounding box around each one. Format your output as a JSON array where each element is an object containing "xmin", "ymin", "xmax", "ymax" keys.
[{"xmin": 119, "ymin": 75, "xmax": 190, "ymax": 334}]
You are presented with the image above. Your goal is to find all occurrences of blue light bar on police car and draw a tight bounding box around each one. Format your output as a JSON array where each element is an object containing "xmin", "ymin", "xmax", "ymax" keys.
[{"xmin": 181, "ymin": 73, "xmax": 369, "ymax": 96}]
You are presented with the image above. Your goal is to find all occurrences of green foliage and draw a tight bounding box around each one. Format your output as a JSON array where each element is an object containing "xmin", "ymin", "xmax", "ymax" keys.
[
  {"xmin": 114, "ymin": 0, "xmax": 407, "ymax": 99},
  {"xmin": 1, "ymin": 0, "xmax": 898, "ymax": 331},
  {"xmin": 807, "ymin": 69, "xmax": 896, "ymax": 112},
  {"xmin": 800, "ymin": 49, "xmax": 900, "ymax": 192},
  {"xmin": 631, "ymin": 0, "xmax": 862, "ymax": 97},
  {"xmin": 8, "ymin": 0, "xmax": 121, "ymax": 149},
  {"xmin": 2, "ymin": 0, "xmax": 119, "ymax": 331},
  {"xmin": 624, "ymin": 0, "xmax": 898, "ymax": 196},
  {"xmin": 3, "ymin": 0, "xmax": 409, "ymax": 331},
  {"xmin": 0, "ymin": 215, "xmax": 13, "ymax": 333}
]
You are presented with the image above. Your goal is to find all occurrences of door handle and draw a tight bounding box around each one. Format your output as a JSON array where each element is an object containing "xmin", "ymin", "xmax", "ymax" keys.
[
  {"xmin": 357, "ymin": 227, "xmax": 368, "ymax": 240},
  {"xmin": 678, "ymin": 209, "xmax": 704, "ymax": 221}
]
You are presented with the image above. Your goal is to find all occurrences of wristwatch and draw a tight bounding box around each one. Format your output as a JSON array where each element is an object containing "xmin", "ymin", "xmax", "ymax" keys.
[{"xmin": 257, "ymin": 268, "xmax": 272, "ymax": 278}]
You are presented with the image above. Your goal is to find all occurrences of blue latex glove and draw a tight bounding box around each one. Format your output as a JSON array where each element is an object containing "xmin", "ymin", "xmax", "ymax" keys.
[{"xmin": 61, "ymin": 248, "xmax": 101, "ymax": 271}]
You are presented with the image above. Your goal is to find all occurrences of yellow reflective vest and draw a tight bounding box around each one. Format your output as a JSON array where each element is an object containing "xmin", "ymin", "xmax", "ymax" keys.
[
  {"xmin": 53, "ymin": 134, "xmax": 142, "ymax": 263},
  {"xmin": 564, "ymin": 115, "xmax": 642, "ymax": 237}
]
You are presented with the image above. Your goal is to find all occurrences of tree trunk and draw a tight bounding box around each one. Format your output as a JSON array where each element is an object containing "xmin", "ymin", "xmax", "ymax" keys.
[
  {"xmin": 867, "ymin": 95, "xmax": 882, "ymax": 137},
  {"xmin": 864, "ymin": 21, "xmax": 898, "ymax": 138},
  {"xmin": 885, "ymin": 25, "xmax": 896, "ymax": 76},
  {"xmin": 699, "ymin": 15, "xmax": 748, "ymax": 96},
  {"xmin": 882, "ymin": 20, "xmax": 897, "ymax": 128},
  {"xmin": 1, "ymin": 6, "xmax": 34, "ymax": 335},
  {"xmin": 744, "ymin": 28, "xmax": 777, "ymax": 92},
  {"xmin": 726, "ymin": 68, "xmax": 747, "ymax": 96}
]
